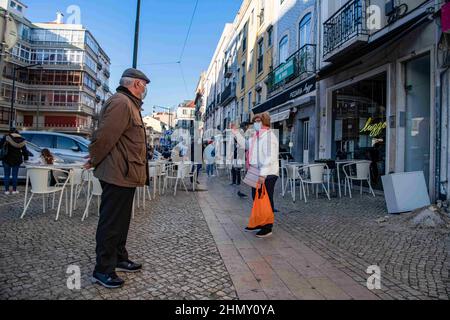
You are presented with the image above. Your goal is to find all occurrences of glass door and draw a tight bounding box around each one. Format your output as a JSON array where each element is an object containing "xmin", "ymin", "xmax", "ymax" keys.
[
  {"xmin": 302, "ymin": 119, "xmax": 310, "ymax": 164},
  {"xmin": 404, "ymin": 55, "xmax": 431, "ymax": 187}
]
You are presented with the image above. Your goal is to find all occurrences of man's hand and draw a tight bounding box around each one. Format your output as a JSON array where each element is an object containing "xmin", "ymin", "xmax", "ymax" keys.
[{"xmin": 83, "ymin": 160, "xmax": 93, "ymax": 170}]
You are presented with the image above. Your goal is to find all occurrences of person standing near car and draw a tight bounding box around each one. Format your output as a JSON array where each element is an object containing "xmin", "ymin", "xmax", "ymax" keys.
[
  {"xmin": 0, "ymin": 128, "xmax": 29, "ymax": 195},
  {"xmin": 85, "ymin": 68, "xmax": 150, "ymax": 289}
]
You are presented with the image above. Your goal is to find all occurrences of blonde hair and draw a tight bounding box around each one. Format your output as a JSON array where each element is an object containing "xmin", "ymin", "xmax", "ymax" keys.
[{"xmin": 252, "ymin": 112, "xmax": 271, "ymax": 128}]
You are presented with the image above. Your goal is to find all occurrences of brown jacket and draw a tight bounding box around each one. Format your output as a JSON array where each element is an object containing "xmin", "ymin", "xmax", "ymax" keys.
[{"xmin": 89, "ymin": 86, "xmax": 149, "ymax": 188}]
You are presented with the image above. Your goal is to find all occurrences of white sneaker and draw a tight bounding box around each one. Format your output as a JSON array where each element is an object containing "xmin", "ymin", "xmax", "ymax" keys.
[
  {"xmin": 4, "ymin": 191, "xmax": 10, "ymax": 195},
  {"xmin": 12, "ymin": 191, "xmax": 19, "ymax": 195}
]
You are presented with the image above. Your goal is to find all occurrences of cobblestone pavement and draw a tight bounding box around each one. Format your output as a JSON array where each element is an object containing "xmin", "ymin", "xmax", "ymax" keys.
[
  {"xmin": 1, "ymin": 174, "xmax": 449, "ymax": 300},
  {"xmin": 206, "ymin": 176, "xmax": 450, "ymax": 300},
  {"xmin": 0, "ymin": 186, "xmax": 238, "ymax": 300}
]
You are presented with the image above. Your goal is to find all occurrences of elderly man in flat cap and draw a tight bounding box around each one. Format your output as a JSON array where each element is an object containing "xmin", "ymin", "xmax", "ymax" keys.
[{"xmin": 85, "ymin": 68, "xmax": 150, "ymax": 288}]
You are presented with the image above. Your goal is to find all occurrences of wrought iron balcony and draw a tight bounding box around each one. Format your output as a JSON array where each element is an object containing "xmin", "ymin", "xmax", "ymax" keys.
[
  {"xmin": 323, "ymin": 0, "xmax": 369, "ymax": 61},
  {"xmin": 103, "ymin": 84, "xmax": 110, "ymax": 93},
  {"xmin": 103, "ymin": 69, "xmax": 110, "ymax": 78},
  {"xmin": 220, "ymin": 82, "xmax": 236, "ymax": 105},
  {"xmin": 267, "ymin": 44, "xmax": 316, "ymax": 95}
]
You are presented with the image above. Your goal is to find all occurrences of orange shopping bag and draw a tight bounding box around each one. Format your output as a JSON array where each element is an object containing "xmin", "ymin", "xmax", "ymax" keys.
[{"xmin": 248, "ymin": 184, "xmax": 274, "ymax": 229}]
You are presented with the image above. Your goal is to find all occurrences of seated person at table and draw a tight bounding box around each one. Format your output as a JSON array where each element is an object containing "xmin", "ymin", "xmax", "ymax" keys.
[{"xmin": 40, "ymin": 148, "xmax": 55, "ymax": 165}]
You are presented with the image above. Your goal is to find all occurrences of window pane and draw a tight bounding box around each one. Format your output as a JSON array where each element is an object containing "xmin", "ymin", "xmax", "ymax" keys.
[
  {"xmin": 31, "ymin": 134, "xmax": 54, "ymax": 148},
  {"xmin": 56, "ymin": 137, "xmax": 78, "ymax": 150}
]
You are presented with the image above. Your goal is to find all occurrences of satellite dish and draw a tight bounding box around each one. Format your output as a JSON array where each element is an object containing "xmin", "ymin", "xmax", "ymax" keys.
[{"xmin": 4, "ymin": 16, "xmax": 19, "ymax": 51}]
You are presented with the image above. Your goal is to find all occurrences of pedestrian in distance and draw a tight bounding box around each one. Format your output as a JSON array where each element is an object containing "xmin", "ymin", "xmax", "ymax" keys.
[{"xmin": 0, "ymin": 128, "xmax": 29, "ymax": 195}]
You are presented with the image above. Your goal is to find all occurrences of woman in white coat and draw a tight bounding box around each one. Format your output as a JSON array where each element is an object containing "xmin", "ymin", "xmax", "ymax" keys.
[{"xmin": 232, "ymin": 112, "xmax": 279, "ymax": 238}]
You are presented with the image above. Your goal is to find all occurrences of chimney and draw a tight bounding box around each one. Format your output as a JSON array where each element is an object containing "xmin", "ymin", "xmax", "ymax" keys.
[{"xmin": 55, "ymin": 11, "xmax": 64, "ymax": 24}]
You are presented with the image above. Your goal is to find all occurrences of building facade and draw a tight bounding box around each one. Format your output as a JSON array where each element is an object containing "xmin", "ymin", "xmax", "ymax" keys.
[
  {"xmin": 0, "ymin": 0, "xmax": 111, "ymax": 137},
  {"xmin": 253, "ymin": 0, "xmax": 318, "ymax": 163},
  {"xmin": 317, "ymin": 0, "xmax": 450, "ymax": 200}
]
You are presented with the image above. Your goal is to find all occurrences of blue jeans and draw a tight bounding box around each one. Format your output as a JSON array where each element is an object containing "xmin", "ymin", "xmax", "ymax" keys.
[
  {"xmin": 3, "ymin": 162, "xmax": 19, "ymax": 192},
  {"xmin": 206, "ymin": 164, "xmax": 214, "ymax": 176}
]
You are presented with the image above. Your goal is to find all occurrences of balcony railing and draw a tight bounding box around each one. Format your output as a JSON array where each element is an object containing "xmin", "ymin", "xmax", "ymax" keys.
[
  {"xmin": 103, "ymin": 69, "xmax": 110, "ymax": 78},
  {"xmin": 103, "ymin": 84, "xmax": 110, "ymax": 93},
  {"xmin": 10, "ymin": 100, "xmax": 95, "ymax": 115},
  {"xmin": 323, "ymin": 0, "xmax": 369, "ymax": 58},
  {"xmin": 220, "ymin": 82, "xmax": 236, "ymax": 105},
  {"xmin": 267, "ymin": 44, "xmax": 316, "ymax": 95}
]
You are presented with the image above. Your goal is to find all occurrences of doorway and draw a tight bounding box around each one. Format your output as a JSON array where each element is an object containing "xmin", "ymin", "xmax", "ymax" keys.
[{"xmin": 404, "ymin": 54, "xmax": 431, "ymax": 188}]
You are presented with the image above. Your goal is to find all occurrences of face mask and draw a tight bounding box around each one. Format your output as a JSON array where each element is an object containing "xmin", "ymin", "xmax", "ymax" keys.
[
  {"xmin": 254, "ymin": 122, "xmax": 262, "ymax": 132},
  {"xmin": 141, "ymin": 85, "xmax": 148, "ymax": 100}
]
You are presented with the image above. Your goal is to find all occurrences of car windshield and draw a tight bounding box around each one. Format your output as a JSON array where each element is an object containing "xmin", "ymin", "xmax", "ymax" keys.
[{"xmin": 70, "ymin": 136, "xmax": 91, "ymax": 146}]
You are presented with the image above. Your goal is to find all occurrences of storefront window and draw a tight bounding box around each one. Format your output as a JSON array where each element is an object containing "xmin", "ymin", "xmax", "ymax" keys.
[{"xmin": 331, "ymin": 72, "xmax": 387, "ymax": 187}]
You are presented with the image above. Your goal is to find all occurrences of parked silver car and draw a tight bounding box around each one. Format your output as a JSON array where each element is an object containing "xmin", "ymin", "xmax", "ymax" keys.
[
  {"xmin": 0, "ymin": 142, "xmax": 65, "ymax": 180},
  {"xmin": 20, "ymin": 131, "xmax": 89, "ymax": 163}
]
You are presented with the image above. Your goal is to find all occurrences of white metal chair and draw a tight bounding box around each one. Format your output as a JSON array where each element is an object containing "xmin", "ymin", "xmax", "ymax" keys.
[
  {"xmin": 164, "ymin": 163, "xmax": 190, "ymax": 196},
  {"xmin": 69, "ymin": 168, "xmax": 84, "ymax": 214},
  {"xmin": 157, "ymin": 161, "xmax": 168, "ymax": 195},
  {"xmin": 298, "ymin": 164, "xmax": 331, "ymax": 203},
  {"xmin": 342, "ymin": 160, "xmax": 376, "ymax": 198},
  {"xmin": 82, "ymin": 176, "xmax": 102, "ymax": 221},
  {"xmin": 21, "ymin": 167, "xmax": 71, "ymax": 221},
  {"xmin": 283, "ymin": 164, "xmax": 301, "ymax": 202}
]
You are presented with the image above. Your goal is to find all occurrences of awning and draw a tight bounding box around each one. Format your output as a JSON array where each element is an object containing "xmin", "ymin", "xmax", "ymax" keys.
[{"xmin": 270, "ymin": 110, "xmax": 291, "ymax": 123}]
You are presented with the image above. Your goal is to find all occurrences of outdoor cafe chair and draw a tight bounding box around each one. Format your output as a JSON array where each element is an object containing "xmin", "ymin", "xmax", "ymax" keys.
[
  {"xmin": 21, "ymin": 167, "xmax": 71, "ymax": 221},
  {"xmin": 164, "ymin": 162, "xmax": 191, "ymax": 196},
  {"xmin": 283, "ymin": 163, "xmax": 302, "ymax": 202},
  {"xmin": 81, "ymin": 176, "xmax": 102, "ymax": 221},
  {"xmin": 342, "ymin": 160, "xmax": 376, "ymax": 198},
  {"xmin": 298, "ymin": 164, "xmax": 331, "ymax": 203}
]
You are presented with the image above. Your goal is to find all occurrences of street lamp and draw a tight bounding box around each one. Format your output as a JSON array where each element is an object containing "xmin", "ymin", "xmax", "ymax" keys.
[
  {"xmin": 9, "ymin": 63, "xmax": 42, "ymax": 130},
  {"xmin": 133, "ymin": 0, "xmax": 141, "ymax": 68}
]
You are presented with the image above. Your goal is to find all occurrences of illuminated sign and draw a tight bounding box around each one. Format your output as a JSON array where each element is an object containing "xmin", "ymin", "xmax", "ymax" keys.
[{"xmin": 360, "ymin": 118, "xmax": 386, "ymax": 137}]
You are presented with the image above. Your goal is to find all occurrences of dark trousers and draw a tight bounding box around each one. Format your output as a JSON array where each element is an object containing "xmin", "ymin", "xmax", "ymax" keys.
[
  {"xmin": 190, "ymin": 164, "xmax": 202, "ymax": 183},
  {"xmin": 231, "ymin": 167, "xmax": 242, "ymax": 185},
  {"xmin": 95, "ymin": 181, "xmax": 136, "ymax": 274},
  {"xmin": 252, "ymin": 175, "xmax": 278, "ymax": 232},
  {"xmin": 2, "ymin": 162, "xmax": 19, "ymax": 191}
]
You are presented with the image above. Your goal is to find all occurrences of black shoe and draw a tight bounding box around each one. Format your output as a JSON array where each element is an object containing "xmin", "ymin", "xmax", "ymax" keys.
[
  {"xmin": 230, "ymin": 182, "xmax": 236, "ymax": 186},
  {"xmin": 92, "ymin": 272, "xmax": 124, "ymax": 289},
  {"xmin": 274, "ymin": 208, "xmax": 280, "ymax": 213},
  {"xmin": 256, "ymin": 229, "xmax": 273, "ymax": 238},
  {"xmin": 245, "ymin": 226, "xmax": 262, "ymax": 232},
  {"xmin": 116, "ymin": 260, "xmax": 142, "ymax": 273},
  {"xmin": 237, "ymin": 191, "xmax": 248, "ymax": 199}
]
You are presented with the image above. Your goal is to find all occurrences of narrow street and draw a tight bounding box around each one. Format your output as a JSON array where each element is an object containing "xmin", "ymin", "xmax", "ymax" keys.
[{"xmin": 1, "ymin": 175, "xmax": 448, "ymax": 300}]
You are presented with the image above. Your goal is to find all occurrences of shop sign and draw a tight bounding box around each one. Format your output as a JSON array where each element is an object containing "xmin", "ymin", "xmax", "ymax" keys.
[
  {"xmin": 253, "ymin": 76, "xmax": 316, "ymax": 114},
  {"xmin": 274, "ymin": 59, "xmax": 294, "ymax": 84},
  {"xmin": 360, "ymin": 118, "xmax": 387, "ymax": 137}
]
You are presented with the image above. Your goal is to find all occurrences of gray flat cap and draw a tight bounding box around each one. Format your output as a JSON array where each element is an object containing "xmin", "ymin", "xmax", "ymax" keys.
[{"xmin": 121, "ymin": 68, "xmax": 150, "ymax": 84}]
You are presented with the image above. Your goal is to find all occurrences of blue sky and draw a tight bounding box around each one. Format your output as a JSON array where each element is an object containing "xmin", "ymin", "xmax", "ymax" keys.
[{"xmin": 26, "ymin": 0, "xmax": 242, "ymax": 115}]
